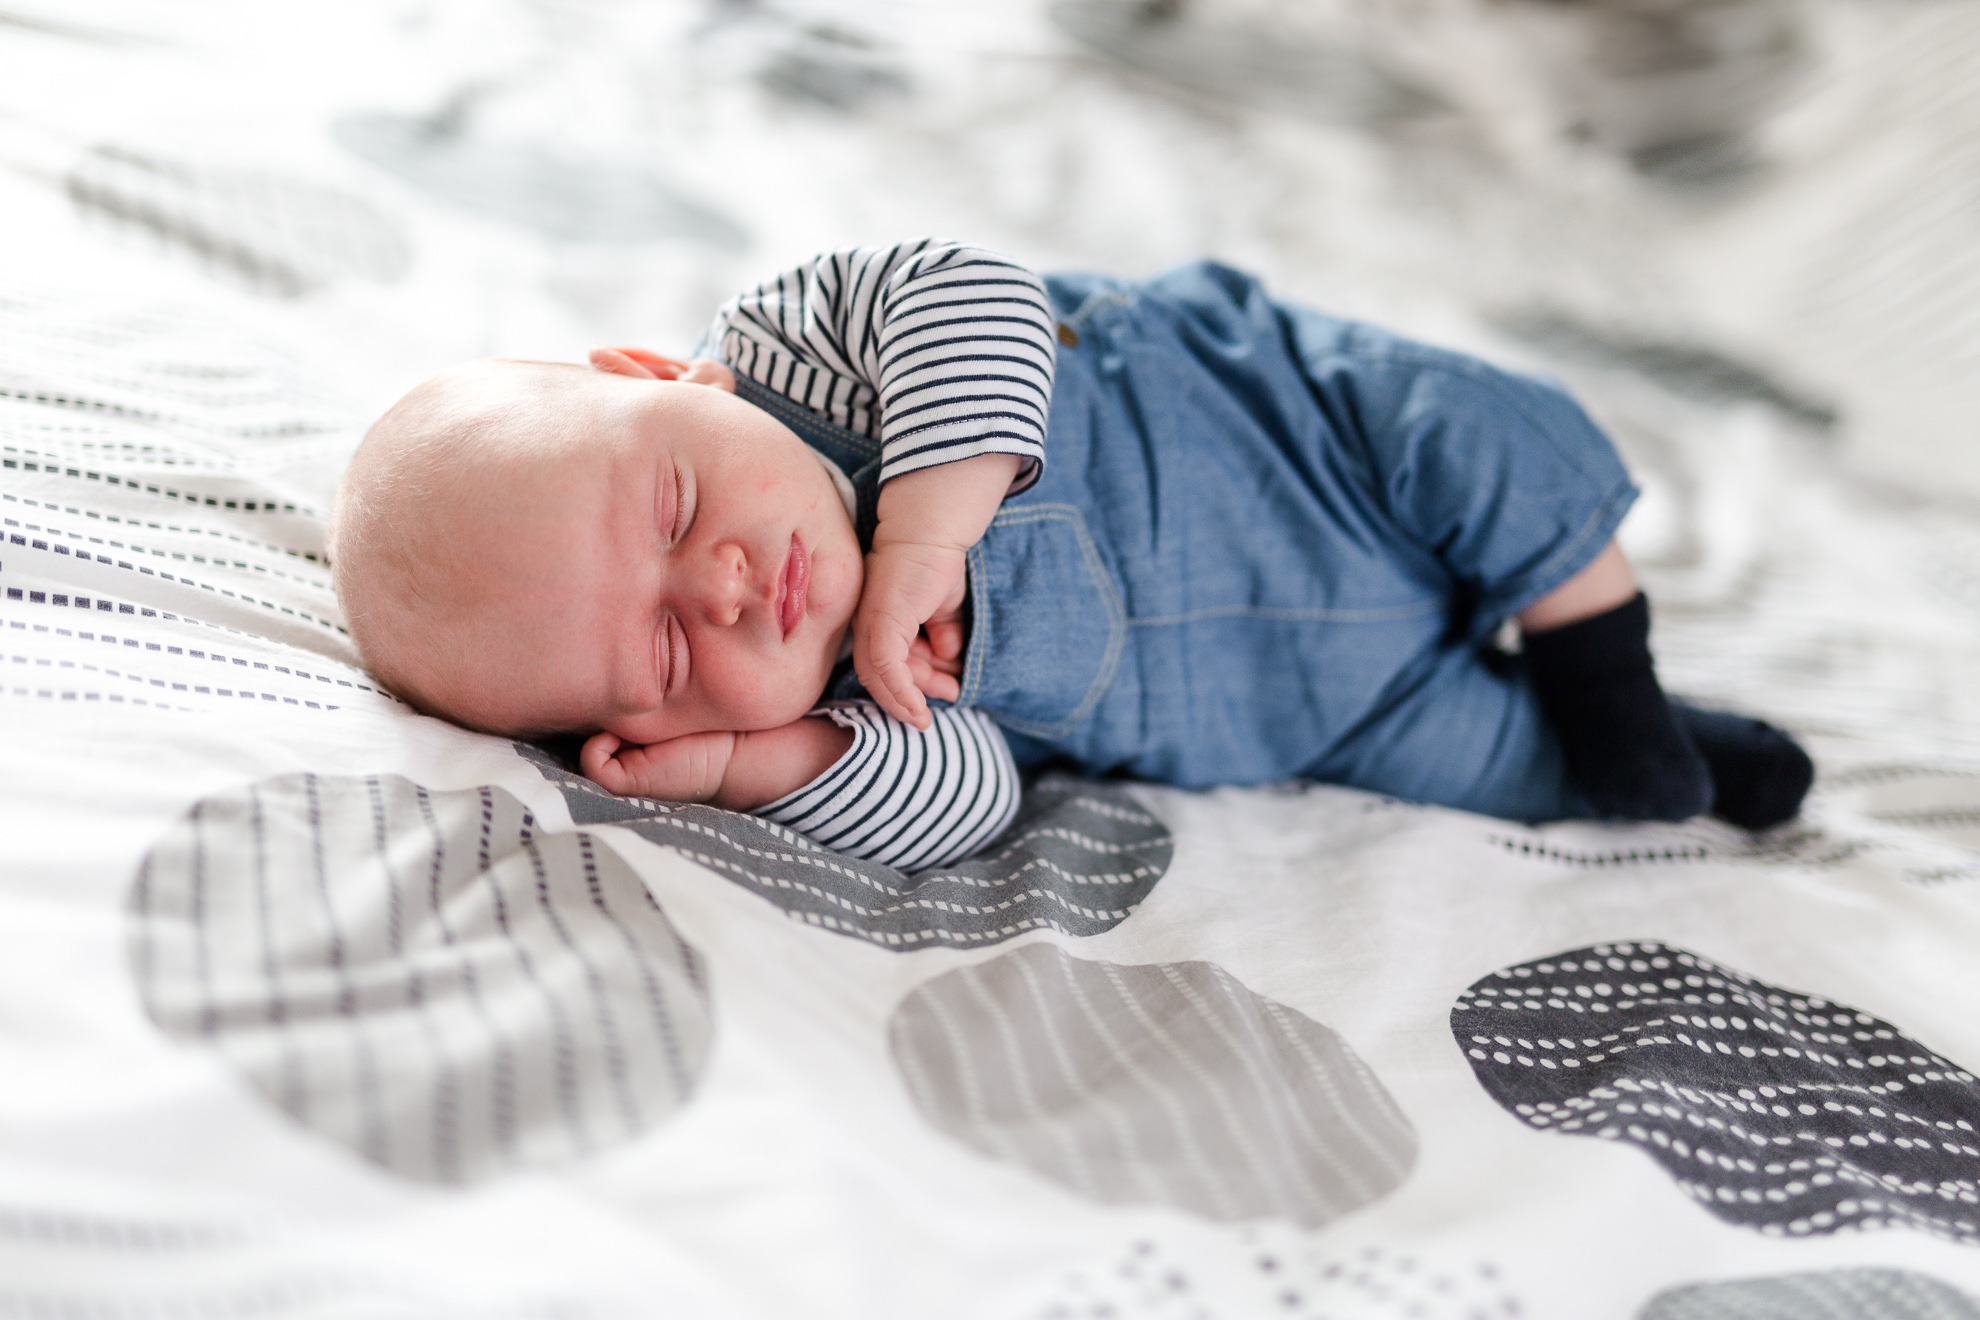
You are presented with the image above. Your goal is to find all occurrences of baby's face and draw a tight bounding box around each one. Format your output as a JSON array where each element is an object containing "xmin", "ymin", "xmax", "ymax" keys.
[{"xmin": 411, "ymin": 363, "xmax": 862, "ymax": 743}]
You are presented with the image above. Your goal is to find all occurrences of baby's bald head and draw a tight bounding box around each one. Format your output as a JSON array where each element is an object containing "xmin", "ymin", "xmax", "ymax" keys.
[
  {"xmin": 330, "ymin": 359, "xmax": 613, "ymax": 723},
  {"xmin": 329, "ymin": 349, "xmax": 860, "ymax": 746}
]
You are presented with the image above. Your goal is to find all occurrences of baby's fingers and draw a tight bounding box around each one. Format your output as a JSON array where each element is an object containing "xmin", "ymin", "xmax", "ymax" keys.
[
  {"xmin": 907, "ymin": 651, "xmax": 962, "ymax": 703},
  {"xmin": 867, "ymin": 650, "xmax": 932, "ymax": 729},
  {"xmin": 855, "ymin": 621, "xmax": 931, "ymax": 729},
  {"xmin": 580, "ymin": 731, "xmax": 632, "ymax": 794},
  {"xmin": 925, "ymin": 617, "xmax": 966, "ymax": 663},
  {"xmin": 908, "ymin": 633, "xmax": 963, "ymax": 678}
]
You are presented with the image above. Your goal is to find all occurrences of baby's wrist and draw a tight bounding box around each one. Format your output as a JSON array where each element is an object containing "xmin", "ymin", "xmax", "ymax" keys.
[
  {"xmin": 874, "ymin": 453, "xmax": 1022, "ymax": 552},
  {"xmin": 661, "ymin": 729, "xmax": 740, "ymax": 802}
]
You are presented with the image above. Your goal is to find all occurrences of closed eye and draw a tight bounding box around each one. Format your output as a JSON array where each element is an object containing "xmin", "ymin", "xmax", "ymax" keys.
[
  {"xmin": 675, "ymin": 465, "xmax": 695, "ymax": 546},
  {"xmin": 653, "ymin": 462, "xmax": 692, "ymax": 697}
]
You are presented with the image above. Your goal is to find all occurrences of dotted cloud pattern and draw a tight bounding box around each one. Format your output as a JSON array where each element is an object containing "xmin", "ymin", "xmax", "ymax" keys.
[
  {"xmin": 1024, "ymin": 1232, "xmax": 1518, "ymax": 1320},
  {"xmin": 1454, "ymin": 941, "xmax": 1980, "ymax": 1244}
]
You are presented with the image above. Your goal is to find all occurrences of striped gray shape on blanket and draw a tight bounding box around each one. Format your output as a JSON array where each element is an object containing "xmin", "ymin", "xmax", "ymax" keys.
[
  {"xmin": 888, "ymin": 943, "xmax": 1417, "ymax": 1226},
  {"xmin": 1641, "ymin": 1270, "xmax": 1980, "ymax": 1320},
  {"xmin": 128, "ymin": 773, "xmax": 712, "ymax": 1184},
  {"xmin": 521, "ymin": 744, "xmax": 1172, "ymax": 949}
]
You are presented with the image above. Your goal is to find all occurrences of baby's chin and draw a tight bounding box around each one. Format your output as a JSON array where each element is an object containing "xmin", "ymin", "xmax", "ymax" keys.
[{"xmin": 725, "ymin": 634, "xmax": 846, "ymax": 732}]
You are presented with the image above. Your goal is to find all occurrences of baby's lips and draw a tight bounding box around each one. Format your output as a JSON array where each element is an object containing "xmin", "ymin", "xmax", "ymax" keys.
[{"xmin": 778, "ymin": 535, "xmax": 809, "ymax": 637}]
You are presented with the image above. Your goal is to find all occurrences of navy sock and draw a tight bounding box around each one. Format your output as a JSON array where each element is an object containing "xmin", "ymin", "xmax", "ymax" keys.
[
  {"xmin": 1522, "ymin": 592, "xmax": 1714, "ymax": 822},
  {"xmin": 1672, "ymin": 703, "xmax": 1815, "ymax": 830}
]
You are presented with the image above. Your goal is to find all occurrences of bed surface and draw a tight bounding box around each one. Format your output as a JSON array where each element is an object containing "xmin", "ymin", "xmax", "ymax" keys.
[{"xmin": 6, "ymin": 3, "xmax": 1980, "ymax": 1317}]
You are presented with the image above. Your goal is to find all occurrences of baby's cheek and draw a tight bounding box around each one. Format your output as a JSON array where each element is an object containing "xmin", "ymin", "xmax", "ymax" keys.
[{"xmin": 704, "ymin": 646, "xmax": 817, "ymax": 731}]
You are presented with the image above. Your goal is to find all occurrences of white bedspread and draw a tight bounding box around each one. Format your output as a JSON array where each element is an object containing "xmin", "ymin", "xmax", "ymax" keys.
[{"xmin": 5, "ymin": 3, "xmax": 1980, "ymax": 1317}]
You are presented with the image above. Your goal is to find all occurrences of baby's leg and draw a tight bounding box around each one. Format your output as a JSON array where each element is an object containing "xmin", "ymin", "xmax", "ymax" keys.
[
  {"xmin": 1516, "ymin": 540, "xmax": 1637, "ymax": 631},
  {"xmin": 1519, "ymin": 542, "xmax": 1810, "ymax": 828}
]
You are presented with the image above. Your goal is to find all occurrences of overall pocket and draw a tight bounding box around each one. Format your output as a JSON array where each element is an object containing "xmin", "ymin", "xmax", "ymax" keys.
[{"xmin": 961, "ymin": 504, "xmax": 1126, "ymax": 740}]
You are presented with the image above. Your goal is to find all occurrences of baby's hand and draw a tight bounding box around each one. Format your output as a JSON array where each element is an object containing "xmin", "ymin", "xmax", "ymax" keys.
[
  {"xmin": 857, "ymin": 452, "xmax": 1020, "ymax": 729},
  {"xmin": 581, "ymin": 729, "xmax": 737, "ymax": 802},
  {"xmin": 855, "ymin": 540, "xmax": 968, "ymax": 730}
]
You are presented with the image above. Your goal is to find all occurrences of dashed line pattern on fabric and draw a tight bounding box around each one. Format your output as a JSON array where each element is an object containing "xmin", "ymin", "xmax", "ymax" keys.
[
  {"xmin": 523, "ymin": 743, "xmax": 1173, "ymax": 949},
  {"xmin": 0, "ymin": 1198, "xmax": 587, "ymax": 1319},
  {"xmin": 1454, "ymin": 941, "xmax": 1980, "ymax": 1244}
]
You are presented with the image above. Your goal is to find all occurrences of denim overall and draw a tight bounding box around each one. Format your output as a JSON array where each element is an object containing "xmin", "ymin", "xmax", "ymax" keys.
[{"xmin": 739, "ymin": 261, "xmax": 1633, "ymax": 821}]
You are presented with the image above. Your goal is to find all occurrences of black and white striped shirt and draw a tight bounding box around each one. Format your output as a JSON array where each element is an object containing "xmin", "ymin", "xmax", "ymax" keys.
[
  {"xmin": 710, "ymin": 240, "xmax": 1055, "ymax": 868},
  {"xmin": 757, "ymin": 703, "xmax": 1021, "ymax": 871},
  {"xmin": 707, "ymin": 238, "xmax": 1055, "ymax": 488}
]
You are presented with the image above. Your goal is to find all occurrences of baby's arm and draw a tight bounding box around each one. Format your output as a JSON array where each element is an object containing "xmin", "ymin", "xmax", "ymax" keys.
[
  {"xmin": 581, "ymin": 719, "xmax": 853, "ymax": 812},
  {"xmin": 581, "ymin": 703, "xmax": 1023, "ymax": 869},
  {"xmin": 757, "ymin": 703, "xmax": 1021, "ymax": 870},
  {"xmin": 857, "ymin": 452, "xmax": 1021, "ymax": 729},
  {"xmin": 707, "ymin": 240, "xmax": 1058, "ymax": 727}
]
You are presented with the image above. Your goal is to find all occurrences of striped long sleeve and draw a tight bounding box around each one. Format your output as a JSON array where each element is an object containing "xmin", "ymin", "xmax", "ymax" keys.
[
  {"xmin": 756, "ymin": 702, "xmax": 1021, "ymax": 871},
  {"xmin": 706, "ymin": 239, "xmax": 1057, "ymax": 489}
]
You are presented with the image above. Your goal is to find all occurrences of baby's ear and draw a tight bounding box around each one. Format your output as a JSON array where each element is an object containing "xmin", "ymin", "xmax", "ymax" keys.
[
  {"xmin": 589, "ymin": 346, "xmax": 681, "ymax": 380},
  {"xmin": 589, "ymin": 348, "xmax": 736, "ymax": 392}
]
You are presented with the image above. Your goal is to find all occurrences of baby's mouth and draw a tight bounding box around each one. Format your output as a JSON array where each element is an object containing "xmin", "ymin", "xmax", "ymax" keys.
[{"xmin": 779, "ymin": 536, "xmax": 809, "ymax": 639}]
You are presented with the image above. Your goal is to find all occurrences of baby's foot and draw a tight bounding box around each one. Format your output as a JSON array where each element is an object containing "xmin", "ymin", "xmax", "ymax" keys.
[
  {"xmin": 1524, "ymin": 593, "xmax": 1714, "ymax": 822},
  {"xmin": 1672, "ymin": 704, "xmax": 1814, "ymax": 831},
  {"xmin": 1545, "ymin": 690, "xmax": 1714, "ymax": 822}
]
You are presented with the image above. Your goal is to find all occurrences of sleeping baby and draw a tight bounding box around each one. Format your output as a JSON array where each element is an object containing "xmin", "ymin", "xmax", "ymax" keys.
[{"xmin": 329, "ymin": 239, "xmax": 1813, "ymax": 869}]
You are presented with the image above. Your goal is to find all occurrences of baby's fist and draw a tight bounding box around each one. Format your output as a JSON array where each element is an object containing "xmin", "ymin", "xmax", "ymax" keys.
[
  {"xmin": 854, "ymin": 540, "xmax": 968, "ymax": 730},
  {"xmin": 581, "ymin": 729, "xmax": 736, "ymax": 802}
]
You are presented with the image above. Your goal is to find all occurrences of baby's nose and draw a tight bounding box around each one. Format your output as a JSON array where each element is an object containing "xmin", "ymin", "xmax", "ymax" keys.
[{"xmin": 698, "ymin": 542, "xmax": 748, "ymax": 626}]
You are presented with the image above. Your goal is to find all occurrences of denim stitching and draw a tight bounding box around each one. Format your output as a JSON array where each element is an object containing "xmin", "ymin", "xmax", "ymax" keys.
[
  {"xmin": 963, "ymin": 504, "xmax": 1125, "ymax": 739},
  {"xmin": 1125, "ymin": 601, "xmax": 1442, "ymax": 627}
]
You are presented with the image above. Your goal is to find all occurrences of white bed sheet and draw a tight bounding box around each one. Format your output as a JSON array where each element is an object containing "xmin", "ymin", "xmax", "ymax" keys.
[{"xmin": 5, "ymin": 4, "xmax": 1980, "ymax": 1317}]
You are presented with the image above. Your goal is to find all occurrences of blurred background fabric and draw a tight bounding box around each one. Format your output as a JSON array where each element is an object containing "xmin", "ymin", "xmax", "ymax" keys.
[
  {"xmin": 2, "ymin": 0, "xmax": 1970, "ymax": 478},
  {"xmin": 9, "ymin": 0, "xmax": 1971, "ymax": 750},
  {"xmin": 2, "ymin": 0, "xmax": 1972, "ymax": 466}
]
